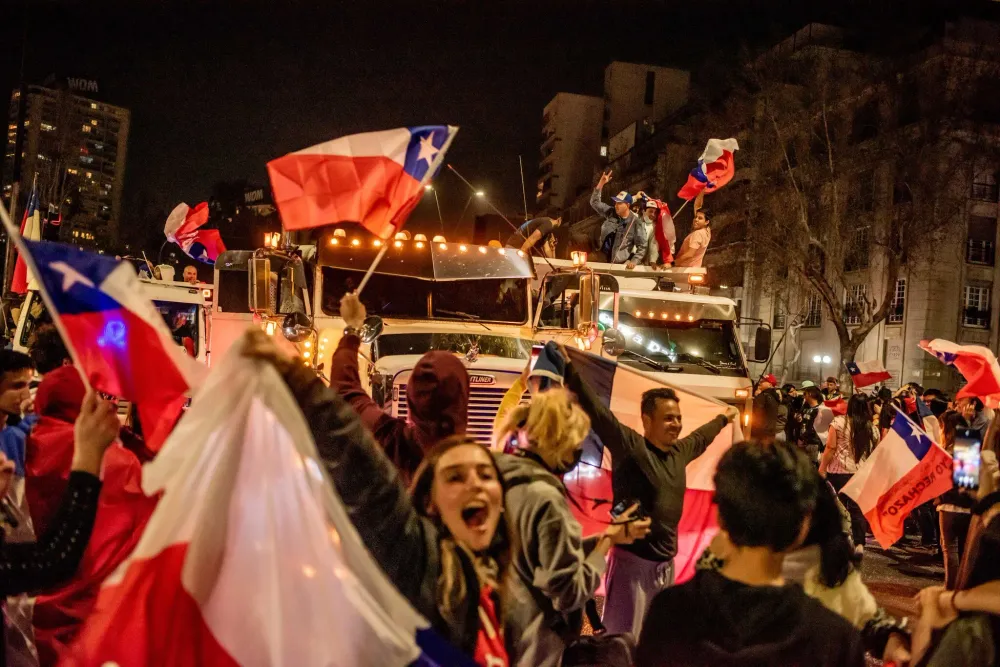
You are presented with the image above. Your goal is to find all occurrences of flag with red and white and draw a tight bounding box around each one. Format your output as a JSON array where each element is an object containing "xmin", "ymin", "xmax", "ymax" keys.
[
  {"xmin": 562, "ymin": 348, "xmax": 742, "ymax": 583},
  {"xmin": 677, "ymin": 138, "xmax": 740, "ymax": 201},
  {"xmin": 0, "ymin": 205, "xmax": 205, "ymax": 453},
  {"xmin": 164, "ymin": 202, "xmax": 226, "ymax": 265},
  {"xmin": 64, "ymin": 347, "xmax": 475, "ymax": 667},
  {"xmin": 11, "ymin": 183, "xmax": 41, "ymax": 294},
  {"xmin": 267, "ymin": 126, "xmax": 458, "ymax": 239},
  {"xmin": 842, "ymin": 410, "xmax": 953, "ymax": 548},
  {"xmin": 920, "ymin": 339, "xmax": 1000, "ymax": 407},
  {"xmin": 846, "ymin": 360, "xmax": 892, "ymax": 388}
]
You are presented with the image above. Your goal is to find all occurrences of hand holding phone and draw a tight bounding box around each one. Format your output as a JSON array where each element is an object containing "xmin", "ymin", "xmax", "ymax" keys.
[{"xmin": 953, "ymin": 428, "xmax": 982, "ymax": 491}]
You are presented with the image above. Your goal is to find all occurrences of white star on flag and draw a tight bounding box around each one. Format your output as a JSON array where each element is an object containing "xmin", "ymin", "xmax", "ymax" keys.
[
  {"xmin": 415, "ymin": 133, "xmax": 439, "ymax": 166},
  {"xmin": 908, "ymin": 420, "xmax": 926, "ymax": 442},
  {"xmin": 50, "ymin": 261, "xmax": 95, "ymax": 292}
]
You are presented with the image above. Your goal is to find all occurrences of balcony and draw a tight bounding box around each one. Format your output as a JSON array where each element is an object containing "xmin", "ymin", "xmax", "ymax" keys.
[
  {"xmin": 966, "ymin": 239, "xmax": 996, "ymax": 266},
  {"xmin": 971, "ymin": 183, "xmax": 999, "ymax": 203}
]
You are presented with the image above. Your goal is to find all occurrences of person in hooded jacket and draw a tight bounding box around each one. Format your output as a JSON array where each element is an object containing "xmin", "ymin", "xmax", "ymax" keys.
[
  {"xmin": 25, "ymin": 365, "xmax": 158, "ymax": 665},
  {"xmin": 636, "ymin": 441, "xmax": 864, "ymax": 667},
  {"xmin": 751, "ymin": 374, "xmax": 785, "ymax": 443},
  {"xmin": 244, "ymin": 330, "xmax": 511, "ymax": 667},
  {"xmin": 494, "ymin": 388, "xmax": 651, "ymax": 667},
  {"xmin": 332, "ymin": 293, "xmax": 469, "ymax": 482}
]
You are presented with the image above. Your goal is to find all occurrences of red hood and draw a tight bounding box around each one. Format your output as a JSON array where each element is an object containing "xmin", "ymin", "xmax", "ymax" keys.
[
  {"xmin": 35, "ymin": 366, "xmax": 86, "ymax": 423},
  {"xmin": 406, "ymin": 351, "xmax": 469, "ymax": 449}
]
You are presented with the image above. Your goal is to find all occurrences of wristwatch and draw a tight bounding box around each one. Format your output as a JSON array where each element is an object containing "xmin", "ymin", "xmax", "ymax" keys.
[{"xmin": 343, "ymin": 326, "xmax": 361, "ymax": 338}]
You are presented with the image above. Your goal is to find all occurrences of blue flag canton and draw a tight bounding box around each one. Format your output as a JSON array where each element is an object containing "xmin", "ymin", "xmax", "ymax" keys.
[
  {"xmin": 845, "ymin": 361, "xmax": 861, "ymax": 375},
  {"xmin": 402, "ymin": 126, "xmax": 452, "ymax": 183},
  {"xmin": 23, "ymin": 239, "xmax": 121, "ymax": 315},
  {"xmin": 891, "ymin": 411, "xmax": 932, "ymax": 459}
]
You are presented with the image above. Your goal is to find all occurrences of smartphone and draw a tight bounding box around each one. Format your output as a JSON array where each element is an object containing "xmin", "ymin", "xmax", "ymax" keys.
[
  {"xmin": 610, "ymin": 498, "xmax": 645, "ymax": 521},
  {"xmin": 953, "ymin": 428, "xmax": 982, "ymax": 491}
]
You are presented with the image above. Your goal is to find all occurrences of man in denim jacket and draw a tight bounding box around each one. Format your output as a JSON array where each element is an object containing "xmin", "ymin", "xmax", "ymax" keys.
[{"xmin": 590, "ymin": 170, "xmax": 646, "ymax": 268}]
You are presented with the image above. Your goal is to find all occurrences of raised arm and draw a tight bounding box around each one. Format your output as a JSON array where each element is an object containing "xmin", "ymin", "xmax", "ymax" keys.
[
  {"xmin": 590, "ymin": 171, "xmax": 614, "ymax": 217},
  {"xmin": 562, "ymin": 353, "xmax": 644, "ymax": 462},
  {"xmin": 675, "ymin": 413, "xmax": 732, "ymax": 464},
  {"xmin": 695, "ymin": 190, "xmax": 705, "ymax": 212}
]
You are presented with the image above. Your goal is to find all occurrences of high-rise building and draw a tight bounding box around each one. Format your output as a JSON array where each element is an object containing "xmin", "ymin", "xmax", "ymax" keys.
[
  {"xmin": 601, "ymin": 61, "xmax": 690, "ymax": 146},
  {"xmin": 537, "ymin": 93, "xmax": 603, "ymax": 215},
  {"xmin": 2, "ymin": 81, "xmax": 130, "ymax": 251}
]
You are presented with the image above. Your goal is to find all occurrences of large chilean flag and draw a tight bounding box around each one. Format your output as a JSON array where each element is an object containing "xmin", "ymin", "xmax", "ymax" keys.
[
  {"xmin": 17, "ymin": 239, "xmax": 204, "ymax": 451},
  {"xmin": 562, "ymin": 349, "xmax": 743, "ymax": 584},
  {"xmin": 677, "ymin": 138, "xmax": 740, "ymax": 201},
  {"xmin": 267, "ymin": 126, "xmax": 458, "ymax": 238}
]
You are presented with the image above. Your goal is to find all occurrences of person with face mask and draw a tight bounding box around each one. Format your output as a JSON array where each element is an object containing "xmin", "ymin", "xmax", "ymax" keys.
[
  {"xmin": 558, "ymin": 344, "xmax": 740, "ymax": 638},
  {"xmin": 243, "ymin": 331, "xmax": 511, "ymax": 667},
  {"xmin": 333, "ymin": 293, "xmax": 469, "ymax": 483},
  {"xmin": 495, "ymin": 388, "xmax": 652, "ymax": 667}
]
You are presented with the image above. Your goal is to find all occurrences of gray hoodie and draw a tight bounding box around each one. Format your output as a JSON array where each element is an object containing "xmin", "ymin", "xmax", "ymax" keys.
[
  {"xmin": 590, "ymin": 189, "xmax": 646, "ymax": 264},
  {"xmin": 496, "ymin": 453, "xmax": 606, "ymax": 667}
]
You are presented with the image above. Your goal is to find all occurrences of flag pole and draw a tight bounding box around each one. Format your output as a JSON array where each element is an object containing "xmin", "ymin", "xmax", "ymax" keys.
[
  {"xmin": 0, "ymin": 201, "xmax": 92, "ymax": 392},
  {"xmin": 674, "ymin": 199, "xmax": 691, "ymax": 218},
  {"xmin": 354, "ymin": 126, "xmax": 459, "ymax": 297}
]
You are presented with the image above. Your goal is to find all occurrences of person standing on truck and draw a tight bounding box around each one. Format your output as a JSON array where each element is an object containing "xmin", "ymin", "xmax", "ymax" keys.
[
  {"xmin": 505, "ymin": 217, "xmax": 562, "ymax": 257},
  {"xmin": 332, "ymin": 293, "xmax": 470, "ymax": 484},
  {"xmin": 182, "ymin": 265, "xmax": 199, "ymax": 285},
  {"xmin": 673, "ymin": 192, "xmax": 711, "ymax": 268},
  {"xmin": 557, "ymin": 344, "xmax": 739, "ymax": 638},
  {"xmin": 635, "ymin": 192, "xmax": 675, "ymax": 268},
  {"xmin": 589, "ymin": 171, "xmax": 646, "ymax": 268}
]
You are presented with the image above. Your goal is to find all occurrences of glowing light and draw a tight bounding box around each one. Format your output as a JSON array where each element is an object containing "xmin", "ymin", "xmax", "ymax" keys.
[
  {"xmin": 743, "ymin": 413, "xmax": 750, "ymax": 427},
  {"xmin": 330, "ymin": 238, "xmax": 339, "ymax": 245},
  {"xmin": 661, "ymin": 313, "xmax": 668, "ymax": 319},
  {"xmin": 394, "ymin": 240, "xmax": 403, "ymax": 248},
  {"xmin": 202, "ymin": 289, "xmax": 212, "ymax": 298},
  {"xmin": 812, "ymin": 355, "xmax": 822, "ymax": 363},
  {"xmin": 459, "ymin": 245, "xmax": 467, "ymax": 252},
  {"xmin": 647, "ymin": 311, "xmax": 654, "ymax": 318},
  {"xmin": 822, "ymin": 355, "xmax": 832, "ymax": 364},
  {"xmin": 432, "ymin": 235, "xmax": 446, "ymax": 243},
  {"xmin": 479, "ymin": 246, "xmax": 487, "ymax": 254},
  {"xmin": 304, "ymin": 341, "xmax": 312, "ymax": 349},
  {"xmin": 690, "ymin": 349, "xmax": 701, "ymax": 357},
  {"xmin": 351, "ymin": 238, "xmax": 360, "ymax": 247},
  {"xmin": 265, "ymin": 321, "xmax": 277, "ymax": 336},
  {"xmin": 735, "ymin": 388, "xmax": 750, "ymax": 399},
  {"xmin": 97, "ymin": 320, "xmax": 126, "ymax": 349},
  {"xmin": 498, "ymin": 248, "xmax": 506, "ymax": 255},
  {"xmin": 303, "ymin": 350, "xmax": 311, "ymax": 359},
  {"xmin": 675, "ymin": 314, "xmax": 682, "ymax": 320},
  {"xmin": 333, "ymin": 229, "xmax": 346, "ymax": 238},
  {"xmin": 414, "ymin": 234, "xmax": 428, "ymax": 242},
  {"xmin": 416, "ymin": 241, "xmax": 425, "ymax": 249},
  {"xmin": 373, "ymin": 239, "xmax": 382, "ymax": 247},
  {"xmin": 439, "ymin": 243, "xmax": 447, "ymax": 250},
  {"xmin": 619, "ymin": 325, "xmax": 634, "ymax": 337},
  {"xmin": 517, "ymin": 250, "xmax": 525, "ymax": 257},
  {"xmin": 634, "ymin": 310, "xmax": 642, "ymax": 317},
  {"xmin": 688, "ymin": 315, "xmax": 694, "ymax": 321},
  {"xmin": 599, "ymin": 312, "xmax": 614, "ymax": 326},
  {"xmin": 424, "ymin": 185, "xmax": 433, "ymax": 192},
  {"xmin": 632, "ymin": 334, "xmax": 643, "ymax": 344},
  {"xmin": 648, "ymin": 342, "xmax": 661, "ymax": 353}
]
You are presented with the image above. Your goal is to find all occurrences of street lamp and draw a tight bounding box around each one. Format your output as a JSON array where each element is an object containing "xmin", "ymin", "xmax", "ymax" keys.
[
  {"xmin": 812, "ymin": 354, "xmax": 832, "ymax": 381},
  {"xmin": 475, "ymin": 190, "xmax": 485, "ymax": 197},
  {"xmin": 423, "ymin": 185, "xmax": 444, "ymax": 231}
]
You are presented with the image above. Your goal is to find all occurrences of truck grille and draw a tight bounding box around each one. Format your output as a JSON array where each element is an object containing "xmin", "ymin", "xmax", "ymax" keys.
[{"xmin": 395, "ymin": 385, "xmax": 512, "ymax": 447}]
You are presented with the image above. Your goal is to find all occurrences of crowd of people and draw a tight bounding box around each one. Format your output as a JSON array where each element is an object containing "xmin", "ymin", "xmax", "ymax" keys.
[
  {"xmin": 0, "ymin": 295, "xmax": 999, "ymax": 666},
  {"xmin": 508, "ymin": 170, "xmax": 712, "ymax": 270}
]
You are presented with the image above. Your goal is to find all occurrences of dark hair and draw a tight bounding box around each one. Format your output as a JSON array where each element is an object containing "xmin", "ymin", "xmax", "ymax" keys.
[
  {"xmin": 714, "ymin": 441, "xmax": 818, "ymax": 551},
  {"xmin": 877, "ymin": 387, "xmax": 893, "ymax": 403},
  {"xmin": 825, "ymin": 376, "xmax": 839, "ymax": 385},
  {"xmin": 805, "ymin": 481, "xmax": 857, "ymax": 588},
  {"xmin": 781, "ymin": 383, "xmax": 796, "ymax": 394},
  {"xmin": 803, "ymin": 386, "xmax": 823, "ymax": 404},
  {"xmin": 698, "ymin": 208, "xmax": 712, "ymax": 223},
  {"xmin": 641, "ymin": 387, "xmax": 680, "ymax": 417},
  {"xmin": 928, "ymin": 397, "xmax": 949, "ymax": 419},
  {"xmin": 879, "ymin": 399, "xmax": 896, "ymax": 433},
  {"xmin": 922, "ymin": 388, "xmax": 946, "ymax": 400},
  {"xmin": 940, "ymin": 410, "xmax": 968, "ymax": 453},
  {"xmin": 967, "ymin": 397, "xmax": 985, "ymax": 412},
  {"xmin": 846, "ymin": 394, "xmax": 874, "ymax": 464},
  {"xmin": 907, "ymin": 382, "xmax": 925, "ymax": 395},
  {"xmin": 28, "ymin": 325, "xmax": 70, "ymax": 375},
  {"xmin": 0, "ymin": 349, "xmax": 34, "ymax": 379}
]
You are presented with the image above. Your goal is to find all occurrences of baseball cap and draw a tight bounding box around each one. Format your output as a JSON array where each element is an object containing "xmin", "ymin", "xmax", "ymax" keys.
[
  {"xmin": 762, "ymin": 373, "xmax": 777, "ymax": 385},
  {"xmin": 645, "ymin": 199, "xmax": 658, "ymax": 209},
  {"xmin": 801, "ymin": 380, "xmax": 817, "ymax": 388},
  {"xmin": 611, "ymin": 191, "xmax": 633, "ymax": 205}
]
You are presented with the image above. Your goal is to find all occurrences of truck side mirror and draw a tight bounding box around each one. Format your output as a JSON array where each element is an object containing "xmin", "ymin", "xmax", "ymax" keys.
[
  {"xmin": 359, "ymin": 316, "xmax": 384, "ymax": 344},
  {"xmin": 577, "ymin": 272, "xmax": 600, "ymax": 327},
  {"xmin": 281, "ymin": 311, "xmax": 313, "ymax": 343},
  {"xmin": 249, "ymin": 257, "xmax": 276, "ymax": 315},
  {"xmin": 602, "ymin": 328, "xmax": 626, "ymax": 356},
  {"xmin": 754, "ymin": 327, "xmax": 772, "ymax": 362}
]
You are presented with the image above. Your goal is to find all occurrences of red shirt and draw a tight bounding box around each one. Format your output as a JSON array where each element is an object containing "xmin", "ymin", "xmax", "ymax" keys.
[{"xmin": 474, "ymin": 585, "xmax": 509, "ymax": 667}]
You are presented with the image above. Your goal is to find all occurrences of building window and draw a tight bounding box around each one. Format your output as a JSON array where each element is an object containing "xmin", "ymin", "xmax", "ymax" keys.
[
  {"xmin": 963, "ymin": 285, "xmax": 991, "ymax": 329},
  {"xmin": 851, "ymin": 172, "xmax": 875, "ymax": 212},
  {"xmin": 967, "ymin": 215, "xmax": 997, "ymax": 266},
  {"xmin": 844, "ymin": 284, "xmax": 868, "ymax": 326},
  {"xmin": 805, "ymin": 294, "xmax": 823, "ymax": 328},
  {"xmin": 600, "ymin": 145, "xmax": 607, "ymax": 157},
  {"xmin": 81, "ymin": 125, "xmax": 91, "ymax": 133},
  {"xmin": 644, "ymin": 71, "xmax": 655, "ymax": 106},
  {"xmin": 844, "ymin": 226, "xmax": 870, "ymax": 271},
  {"xmin": 773, "ymin": 297, "xmax": 786, "ymax": 329},
  {"xmin": 889, "ymin": 278, "xmax": 906, "ymax": 324},
  {"xmin": 971, "ymin": 168, "xmax": 999, "ymax": 203},
  {"xmin": 851, "ymin": 100, "xmax": 879, "ymax": 143}
]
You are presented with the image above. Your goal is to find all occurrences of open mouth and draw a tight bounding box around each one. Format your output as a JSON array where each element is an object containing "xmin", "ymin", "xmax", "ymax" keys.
[{"xmin": 461, "ymin": 502, "xmax": 489, "ymax": 529}]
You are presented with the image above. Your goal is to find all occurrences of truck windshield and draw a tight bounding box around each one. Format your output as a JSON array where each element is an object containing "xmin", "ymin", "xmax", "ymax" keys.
[
  {"xmin": 602, "ymin": 310, "xmax": 746, "ymax": 377},
  {"xmin": 374, "ymin": 333, "xmax": 533, "ymax": 362},
  {"xmin": 321, "ymin": 267, "xmax": 528, "ymax": 324},
  {"xmin": 19, "ymin": 293, "xmax": 200, "ymax": 356}
]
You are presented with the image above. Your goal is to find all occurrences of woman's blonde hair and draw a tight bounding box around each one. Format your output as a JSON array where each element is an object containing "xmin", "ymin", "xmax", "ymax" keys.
[{"xmin": 499, "ymin": 387, "xmax": 591, "ymax": 465}]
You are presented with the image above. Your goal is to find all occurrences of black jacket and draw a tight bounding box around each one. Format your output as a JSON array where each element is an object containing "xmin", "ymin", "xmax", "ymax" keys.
[
  {"xmin": 751, "ymin": 388, "xmax": 786, "ymax": 438},
  {"xmin": 281, "ymin": 364, "xmax": 483, "ymax": 657},
  {"xmin": 636, "ymin": 569, "xmax": 865, "ymax": 667}
]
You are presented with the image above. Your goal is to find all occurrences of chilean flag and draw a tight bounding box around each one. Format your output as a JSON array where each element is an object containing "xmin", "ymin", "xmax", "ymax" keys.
[
  {"xmin": 164, "ymin": 202, "xmax": 226, "ymax": 265},
  {"xmin": 65, "ymin": 348, "xmax": 476, "ymax": 667},
  {"xmin": 920, "ymin": 339, "xmax": 1000, "ymax": 407},
  {"xmin": 842, "ymin": 411, "xmax": 953, "ymax": 548},
  {"xmin": 846, "ymin": 360, "xmax": 892, "ymax": 388},
  {"xmin": 562, "ymin": 348, "xmax": 742, "ymax": 584},
  {"xmin": 14, "ymin": 239, "xmax": 204, "ymax": 451},
  {"xmin": 11, "ymin": 184, "xmax": 41, "ymax": 294},
  {"xmin": 677, "ymin": 138, "xmax": 740, "ymax": 201},
  {"xmin": 267, "ymin": 125, "xmax": 458, "ymax": 238}
]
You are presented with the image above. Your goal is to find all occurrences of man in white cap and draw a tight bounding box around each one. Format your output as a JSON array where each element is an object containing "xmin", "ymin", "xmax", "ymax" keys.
[{"xmin": 590, "ymin": 170, "xmax": 646, "ymax": 267}]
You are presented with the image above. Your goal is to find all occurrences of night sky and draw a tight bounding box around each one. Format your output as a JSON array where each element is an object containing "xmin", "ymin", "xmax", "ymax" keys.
[{"xmin": 2, "ymin": 0, "xmax": 992, "ymax": 244}]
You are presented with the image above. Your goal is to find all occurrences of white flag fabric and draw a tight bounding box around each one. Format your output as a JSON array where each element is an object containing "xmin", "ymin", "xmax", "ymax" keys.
[{"xmin": 65, "ymin": 335, "xmax": 436, "ymax": 666}]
